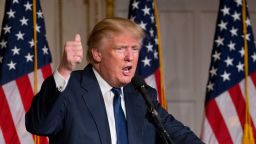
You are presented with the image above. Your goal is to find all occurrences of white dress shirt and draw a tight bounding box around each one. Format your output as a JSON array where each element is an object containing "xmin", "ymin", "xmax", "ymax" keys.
[{"xmin": 53, "ymin": 68, "xmax": 126, "ymax": 144}]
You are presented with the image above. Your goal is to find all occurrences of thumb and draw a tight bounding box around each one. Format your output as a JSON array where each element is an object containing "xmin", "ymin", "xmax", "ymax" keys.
[{"xmin": 74, "ymin": 34, "xmax": 81, "ymax": 42}]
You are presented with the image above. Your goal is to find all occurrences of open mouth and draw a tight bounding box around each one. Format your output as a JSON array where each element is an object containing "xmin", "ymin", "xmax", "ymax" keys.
[{"xmin": 122, "ymin": 66, "xmax": 132, "ymax": 75}]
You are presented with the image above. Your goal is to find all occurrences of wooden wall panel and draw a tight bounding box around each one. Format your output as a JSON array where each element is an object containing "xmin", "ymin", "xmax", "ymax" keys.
[{"xmin": 1, "ymin": 0, "xmax": 256, "ymax": 137}]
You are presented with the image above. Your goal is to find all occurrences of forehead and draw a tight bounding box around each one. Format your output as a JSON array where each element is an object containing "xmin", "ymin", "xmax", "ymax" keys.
[
  {"xmin": 110, "ymin": 31, "xmax": 141, "ymax": 42},
  {"xmin": 95, "ymin": 30, "xmax": 143, "ymax": 50},
  {"xmin": 110, "ymin": 36, "xmax": 141, "ymax": 49}
]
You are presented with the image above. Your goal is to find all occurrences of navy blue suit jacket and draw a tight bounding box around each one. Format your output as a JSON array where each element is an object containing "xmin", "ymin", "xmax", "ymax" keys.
[{"xmin": 26, "ymin": 64, "xmax": 203, "ymax": 144}]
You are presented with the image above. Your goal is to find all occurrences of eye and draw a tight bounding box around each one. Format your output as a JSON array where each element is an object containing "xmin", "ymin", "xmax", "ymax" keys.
[
  {"xmin": 132, "ymin": 46, "xmax": 140, "ymax": 52},
  {"xmin": 115, "ymin": 47, "xmax": 125, "ymax": 53}
]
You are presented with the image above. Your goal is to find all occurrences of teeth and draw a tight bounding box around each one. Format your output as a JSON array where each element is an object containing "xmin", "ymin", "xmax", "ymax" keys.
[{"xmin": 124, "ymin": 68, "xmax": 129, "ymax": 72}]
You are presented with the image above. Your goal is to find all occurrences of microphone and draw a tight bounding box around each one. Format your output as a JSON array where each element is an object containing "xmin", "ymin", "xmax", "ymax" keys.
[
  {"xmin": 131, "ymin": 76, "xmax": 155, "ymax": 111},
  {"xmin": 131, "ymin": 75, "xmax": 175, "ymax": 144}
]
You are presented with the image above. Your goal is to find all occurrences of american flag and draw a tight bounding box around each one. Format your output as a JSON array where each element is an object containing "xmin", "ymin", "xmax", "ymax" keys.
[
  {"xmin": 128, "ymin": 0, "xmax": 167, "ymax": 108},
  {"xmin": 0, "ymin": 0, "xmax": 52, "ymax": 143},
  {"xmin": 201, "ymin": 0, "xmax": 256, "ymax": 143}
]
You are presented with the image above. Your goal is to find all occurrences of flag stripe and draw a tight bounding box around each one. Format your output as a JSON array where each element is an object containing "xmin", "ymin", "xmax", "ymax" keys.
[
  {"xmin": 239, "ymin": 77, "xmax": 256, "ymax": 138},
  {"xmin": 16, "ymin": 75, "xmax": 34, "ymax": 112},
  {"xmin": 201, "ymin": 118, "xmax": 218, "ymax": 144},
  {"xmin": 228, "ymin": 84, "xmax": 247, "ymax": 132},
  {"xmin": 0, "ymin": 0, "xmax": 52, "ymax": 143},
  {"xmin": 39, "ymin": 137, "xmax": 48, "ymax": 144},
  {"xmin": 28, "ymin": 68, "xmax": 45, "ymax": 94},
  {"xmin": 249, "ymin": 73, "xmax": 256, "ymax": 129},
  {"xmin": 33, "ymin": 66, "xmax": 51, "ymax": 144},
  {"xmin": 250, "ymin": 72, "xmax": 256, "ymax": 86},
  {"xmin": 0, "ymin": 129, "xmax": 5, "ymax": 144},
  {"xmin": 201, "ymin": 0, "xmax": 256, "ymax": 142},
  {"xmin": 2, "ymin": 81, "xmax": 34, "ymax": 143},
  {"xmin": 229, "ymin": 82, "xmax": 256, "ymax": 132},
  {"xmin": 206, "ymin": 99, "xmax": 233, "ymax": 143},
  {"xmin": 154, "ymin": 68, "xmax": 163, "ymax": 104},
  {"xmin": 0, "ymin": 87, "xmax": 20, "ymax": 144},
  {"xmin": 41, "ymin": 64, "xmax": 52, "ymax": 79},
  {"xmin": 216, "ymin": 92, "xmax": 243, "ymax": 143},
  {"xmin": 128, "ymin": 0, "xmax": 166, "ymax": 107},
  {"xmin": 145, "ymin": 73, "xmax": 157, "ymax": 89},
  {"xmin": 144, "ymin": 69, "xmax": 164, "ymax": 103},
  {"xmin": 28, "ymin": 68, "xmax": 50, "ymax": 143}
]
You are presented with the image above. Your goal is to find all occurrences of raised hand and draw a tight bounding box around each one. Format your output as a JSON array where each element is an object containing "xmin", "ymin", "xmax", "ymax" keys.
[{"xmin": 58, "ymin": 34, "xmax": 83, "ymax": 79}]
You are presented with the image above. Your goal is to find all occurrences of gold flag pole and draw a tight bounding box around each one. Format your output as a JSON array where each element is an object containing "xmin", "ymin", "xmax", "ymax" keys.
[
  {"xmin": 32, "ymin": 0, "xmax": 39, "ymax": 143},
  {"xmin": 106, "ymin": 0, "xmax": 114, "ymax": 17},
  {"xmin": 241, "ymin": 0, "xmax": 255, "ymax": 143}
]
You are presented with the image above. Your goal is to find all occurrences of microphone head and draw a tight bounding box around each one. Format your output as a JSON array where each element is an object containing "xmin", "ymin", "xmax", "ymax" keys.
[{"xmin": 131, "ymin": 75, "xmax": 145, "ymax": 89}]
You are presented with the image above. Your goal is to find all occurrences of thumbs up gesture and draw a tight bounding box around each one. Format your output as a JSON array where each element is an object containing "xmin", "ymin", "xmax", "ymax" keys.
[{"xmin": 58, "ymin": 34, "xmax": 83, "ymax": 78}]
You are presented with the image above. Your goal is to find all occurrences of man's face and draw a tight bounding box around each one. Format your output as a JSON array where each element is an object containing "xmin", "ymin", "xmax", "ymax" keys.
[{"xmin": 92, "ymin": 32, "xmax": 141, "ymax": 87}]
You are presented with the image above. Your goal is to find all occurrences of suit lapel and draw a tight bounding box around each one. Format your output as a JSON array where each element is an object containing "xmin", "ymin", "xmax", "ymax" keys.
[
  {"xmin": 80, "ymin": 64, "xmax": 111, "ymax": 144},
  {"xmin": 78, "ymin": 64, "xmax": 148, "ymax": 144},
  {"xmin": 124, "ymin": 84, "xmax": 147, "ymax": 144}
]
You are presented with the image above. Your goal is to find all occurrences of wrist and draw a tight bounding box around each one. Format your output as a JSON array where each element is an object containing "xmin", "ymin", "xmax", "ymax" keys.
[{"xmin": 57, "ymin": 64, "xmax": 72, "ymax": 79}]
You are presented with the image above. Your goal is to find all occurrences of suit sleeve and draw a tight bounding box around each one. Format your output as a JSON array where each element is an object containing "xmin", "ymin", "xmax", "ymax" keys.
[
  {"xmin": 25, "ymin": 75, "xmax": 67, "ymax": 136},
  {"xmin": 148, "ymin": 87, "xmax": 204, "ymax": 144}
]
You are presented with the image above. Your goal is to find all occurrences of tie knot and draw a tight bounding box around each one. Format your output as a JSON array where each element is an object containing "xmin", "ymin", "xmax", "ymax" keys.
[{"xmin": 111, "ymin": 87, "xmax": 122, "ymax": 96}]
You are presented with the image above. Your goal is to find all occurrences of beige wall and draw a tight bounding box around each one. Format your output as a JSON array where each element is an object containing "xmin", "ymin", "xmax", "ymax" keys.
[
  {"xmin": 115, "ymin": 0, "xmax": 256, "ymax": 135},
  {"xmin": 0, "ymin": 0, "xmax": 107, "ymax": 69},
  {"xmin": 1, "ymin": 0, "xmax": 256, "ymax": 136}
]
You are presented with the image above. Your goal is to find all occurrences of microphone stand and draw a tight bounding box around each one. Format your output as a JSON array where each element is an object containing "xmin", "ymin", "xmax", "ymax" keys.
[
  {"xmin": 148, "ymin": 107, "xmax": 175, "ymax": 144},
  {"xmin": 131, "ymin": 76, "xmax": 175, "ymax": 144},
  {"xmin": 140, "ymin": 85, "xmax": 175, "ymax": 144}
]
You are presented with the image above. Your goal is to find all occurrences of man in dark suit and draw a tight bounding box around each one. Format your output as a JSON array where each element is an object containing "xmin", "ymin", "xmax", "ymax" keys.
[{"xmin": 26, "ymin": 17, "xmax": 203, "ymax": 144}]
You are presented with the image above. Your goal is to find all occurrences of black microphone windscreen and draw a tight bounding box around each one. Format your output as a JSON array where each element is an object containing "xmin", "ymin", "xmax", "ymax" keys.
[{"xmin": 131, "ymin": 75, "xmax": 145, "ymax": 88}]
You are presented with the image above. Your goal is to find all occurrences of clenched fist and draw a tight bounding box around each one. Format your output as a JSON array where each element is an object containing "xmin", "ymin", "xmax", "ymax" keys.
[{"xmin": 58, "ymin": 34, "xmax": 83, "ymax": 78}]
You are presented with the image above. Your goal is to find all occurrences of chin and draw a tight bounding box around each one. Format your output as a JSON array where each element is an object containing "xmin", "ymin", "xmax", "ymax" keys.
[{"xmin": 120, "ymin": 78, "xmax": 132, "ymax": 85}]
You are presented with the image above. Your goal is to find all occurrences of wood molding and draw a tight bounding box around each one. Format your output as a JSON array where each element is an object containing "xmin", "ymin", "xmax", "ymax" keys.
[{"xmin": 106, "ymin": 0, "xmax": 114, "ymax": 17}]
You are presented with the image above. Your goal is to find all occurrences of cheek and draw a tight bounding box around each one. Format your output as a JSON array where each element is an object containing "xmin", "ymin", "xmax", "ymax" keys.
[
  {"xmin": 134, "ymin": 52, "xmax": 140, "ymax": 59},
  {"xmin": 133, "ymin": 54, "xmax": 139, "ymax": 64}
]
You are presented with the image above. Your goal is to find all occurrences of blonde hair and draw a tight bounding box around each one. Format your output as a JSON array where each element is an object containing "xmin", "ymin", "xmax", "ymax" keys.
[{"xmin": 86, "ymin": 17, "xmax": 145, "ymax": 63}]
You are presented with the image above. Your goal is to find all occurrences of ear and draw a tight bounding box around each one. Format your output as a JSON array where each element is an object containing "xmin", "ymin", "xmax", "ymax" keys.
[{"xmin": 91, "ymin": 48, "xmax": 102, "ymax": 62}]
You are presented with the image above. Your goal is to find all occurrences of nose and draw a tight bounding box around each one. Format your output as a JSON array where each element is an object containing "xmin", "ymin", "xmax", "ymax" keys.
[{"xmin": 124, "ymin": 48, "xmax": 134, "ymax": 61}]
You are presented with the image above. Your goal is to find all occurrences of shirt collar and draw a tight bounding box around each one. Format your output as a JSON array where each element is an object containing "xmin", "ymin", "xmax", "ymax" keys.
[
  {"xmin": 93, "ymin": 68, "xmax": 112, "ymax": 96},
  {"xmin": 92, "ymin": 68, "xmax": 123, "ymax": 96}
]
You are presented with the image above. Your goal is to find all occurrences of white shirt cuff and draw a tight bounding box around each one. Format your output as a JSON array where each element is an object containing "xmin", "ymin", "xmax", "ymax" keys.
[{"xmin": 53, "ymin": 69, "xmax": 70, "ymax": 92}]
